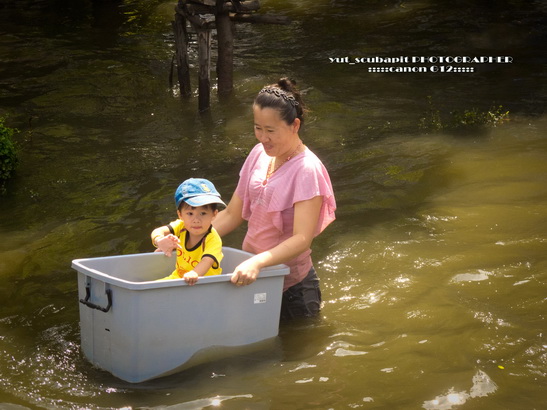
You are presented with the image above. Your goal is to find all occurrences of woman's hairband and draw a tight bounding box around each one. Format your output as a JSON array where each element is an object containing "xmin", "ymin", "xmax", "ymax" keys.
[{"xmin": 259, "ymin": 87, "xmax": 300, "ymax": 107}]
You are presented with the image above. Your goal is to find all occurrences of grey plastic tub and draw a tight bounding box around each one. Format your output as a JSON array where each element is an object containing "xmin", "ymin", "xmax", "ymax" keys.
[{"xmin": 72, "ymin": 247, "xmax": 289, "ymax": 383}]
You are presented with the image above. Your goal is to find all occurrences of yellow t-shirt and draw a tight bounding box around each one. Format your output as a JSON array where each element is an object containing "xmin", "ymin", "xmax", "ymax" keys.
[{"xmin": 160, "ymin": 220, "xmax": 223, "ymax": 280}]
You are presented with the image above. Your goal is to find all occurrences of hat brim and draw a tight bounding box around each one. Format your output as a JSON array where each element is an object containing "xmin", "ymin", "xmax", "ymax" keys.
[{"xmin": 182, "ymin": 195, "xmax": 226, "ymax": 208}]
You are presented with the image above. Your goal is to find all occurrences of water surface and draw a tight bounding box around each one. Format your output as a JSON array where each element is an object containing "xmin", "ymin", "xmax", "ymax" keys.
[{"xmin": 0, "ymin": 0, "xmax": 546, "ymax": 408}]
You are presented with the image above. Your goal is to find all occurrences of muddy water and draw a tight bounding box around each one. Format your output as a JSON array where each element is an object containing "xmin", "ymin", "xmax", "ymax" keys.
[{"xmin": 0, "ymin": 0, "xmax": 546, "ymax": 409}]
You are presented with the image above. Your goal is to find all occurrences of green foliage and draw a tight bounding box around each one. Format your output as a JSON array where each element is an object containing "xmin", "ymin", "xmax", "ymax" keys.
[
  {"xmin": 419, "ymin": 96, "xmax": 443, "ymax": 131},
  {"xmin": 451, "ymin": 105, "xmax": 510, "ymax": 129},
  {"xmin": 419, "ymin": 97, "xmax": 510, "ymax": 133},
  {"xmin": 0, "ymin": 117, "xmax": 19, "ymax": 193},
  {"xmin": 120, "ymin": 0, "xmax": 170, "ymax": 36}
]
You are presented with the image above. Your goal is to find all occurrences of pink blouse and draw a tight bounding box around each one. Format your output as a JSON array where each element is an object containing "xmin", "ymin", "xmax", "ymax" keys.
[{"xmin": 236, "ymin": 143, "xmax": 336, "ymax": 290}]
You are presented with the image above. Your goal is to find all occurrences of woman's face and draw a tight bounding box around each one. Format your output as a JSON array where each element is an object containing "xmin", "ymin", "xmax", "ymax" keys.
[{"xmin": 253, "ymin": 105, "xmax": 300, "ymax": 158}]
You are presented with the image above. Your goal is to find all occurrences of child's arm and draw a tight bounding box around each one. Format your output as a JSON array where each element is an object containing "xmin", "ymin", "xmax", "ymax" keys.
[
  {"xmin": 151, "ymin": 226, "xmax": 181, "ymax": 257},
  {"xmin": 183, "ymin": 256, "xmax": 216, "ymax": 286}
]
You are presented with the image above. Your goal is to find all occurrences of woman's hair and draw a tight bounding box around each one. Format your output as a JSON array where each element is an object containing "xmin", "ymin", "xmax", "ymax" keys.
[{"xmin": 254, "ymin": 77, "xmax": 307, "ymax": 125}]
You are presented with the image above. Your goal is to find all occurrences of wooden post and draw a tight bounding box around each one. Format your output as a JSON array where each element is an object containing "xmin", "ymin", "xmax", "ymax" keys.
[
  {"xmin": 197, "ymin": 28, "xmax": 212, "ymax": 112},
  {"xmin": 172, "ymin": 13, "xmax": 191, "ymax": 97},
  {"xmin": 216, "ymin": 11, "xmax": 234, "ymax": 98},
  {"xmin": 173, "ymin": 0, "xmax": 290, "ymax": 112}
]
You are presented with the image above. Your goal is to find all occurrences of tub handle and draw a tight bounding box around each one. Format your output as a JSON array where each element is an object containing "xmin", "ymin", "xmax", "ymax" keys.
[{"xmin": 80, "ymin": 284, "xmax": 112, "ymax": 312}]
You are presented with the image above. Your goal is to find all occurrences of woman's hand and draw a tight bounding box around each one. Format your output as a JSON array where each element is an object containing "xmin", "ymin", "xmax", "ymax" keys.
[
  {"xmin": 183, "ymin": 271, "xmax": 199, "ymax": 286},
  {"xmin": 156, "ymin": 234, "xmax": 181, "ymax": 257},
  {"xmin": 231, "ymin": 256, "xmax": 263, "ymax": 286}
]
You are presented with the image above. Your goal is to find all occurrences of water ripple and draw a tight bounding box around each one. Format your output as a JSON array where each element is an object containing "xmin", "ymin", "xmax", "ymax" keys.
[{"xmin": 423, "ymin": 370, "xmax": 497, "ymax": 409}]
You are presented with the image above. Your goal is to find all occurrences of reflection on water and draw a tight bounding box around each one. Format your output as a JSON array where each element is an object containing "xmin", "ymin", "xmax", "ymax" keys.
[
  {"xmin": 0, "ymin": 0, "xmax": 546, "ymax": 408},
  {"xmin": 319, "ymin": 119, "xmax": 547, "ymax": 408},
  {"xmin": 423, "ymin": 370, "xmax": 498, "ymax": 409}
]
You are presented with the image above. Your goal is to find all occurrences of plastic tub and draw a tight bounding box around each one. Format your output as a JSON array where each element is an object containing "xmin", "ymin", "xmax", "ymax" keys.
[{"xmin": 72, "ymin": 247, "xmax": 289, "ymax": 383}]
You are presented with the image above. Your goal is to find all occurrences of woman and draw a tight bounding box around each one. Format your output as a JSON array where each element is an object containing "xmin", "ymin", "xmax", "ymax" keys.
[{"xmin": 214, "ymin": 78, "xmax": 336, "ymax": 320}]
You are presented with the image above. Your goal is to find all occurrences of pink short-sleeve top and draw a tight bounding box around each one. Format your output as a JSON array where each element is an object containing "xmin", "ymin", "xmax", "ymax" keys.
[{"xmin": 235, "ymin": 143, "xmax": 336, "ymax": 290}]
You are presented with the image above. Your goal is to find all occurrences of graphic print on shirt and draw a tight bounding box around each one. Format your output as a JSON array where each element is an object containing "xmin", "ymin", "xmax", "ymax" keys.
[{"xmin": 175, "ymin": 245, "xmax": 201, "ymax": 277}]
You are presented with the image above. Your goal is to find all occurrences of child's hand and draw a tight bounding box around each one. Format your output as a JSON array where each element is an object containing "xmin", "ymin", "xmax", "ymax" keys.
[
  {"xmin": 156, "ymin": 234, "xmax": 181, "ymax": 257},
  {"xmin": 183, "ymin": 271, "xmax": 199, "ymax": 286}
]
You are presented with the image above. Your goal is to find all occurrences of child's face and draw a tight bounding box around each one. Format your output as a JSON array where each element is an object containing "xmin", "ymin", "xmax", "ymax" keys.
[{"xmin": 177, "ymin": 204, "xmax": 218, "ymax": 237}]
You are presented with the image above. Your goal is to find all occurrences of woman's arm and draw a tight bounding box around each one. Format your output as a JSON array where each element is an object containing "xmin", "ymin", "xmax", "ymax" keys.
[
  {"xmin": 231, "ymin": 195, "xmax": 323, "ymax": 286},
  {"xmin": 213, "ymin": 191, "xmax": 245, "ymax": 237}
]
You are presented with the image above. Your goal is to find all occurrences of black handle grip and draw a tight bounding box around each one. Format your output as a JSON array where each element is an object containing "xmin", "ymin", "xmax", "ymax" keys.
[{"xmin": 79, "ymin": 284, "xmax": 112, "ymax": 312}]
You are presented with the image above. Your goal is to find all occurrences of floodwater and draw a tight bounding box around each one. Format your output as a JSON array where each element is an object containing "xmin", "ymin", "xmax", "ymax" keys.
[{"xmin": 0, "ymin": 0, "xmax": 546, "ymax": 408}]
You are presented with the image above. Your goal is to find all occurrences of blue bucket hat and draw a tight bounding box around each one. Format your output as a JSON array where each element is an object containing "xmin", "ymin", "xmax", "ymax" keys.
[{"xmin": 174, "ymin": 178, "xmax": 226, "ymax": 209}]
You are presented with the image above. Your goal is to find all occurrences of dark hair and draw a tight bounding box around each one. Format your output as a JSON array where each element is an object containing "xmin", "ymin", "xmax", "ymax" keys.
[
  {"xmin": 254, "ymin": 77, "xmax": 307, "ymax": 126},
  {"xmin": 179, "ymin": 202, "xmax": 218, "ymax": 212}
]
